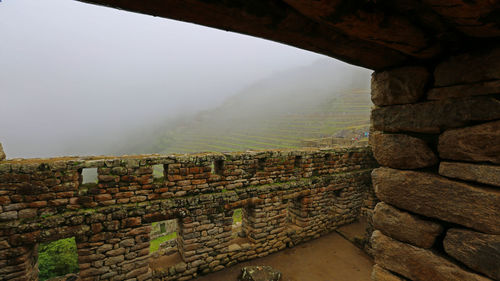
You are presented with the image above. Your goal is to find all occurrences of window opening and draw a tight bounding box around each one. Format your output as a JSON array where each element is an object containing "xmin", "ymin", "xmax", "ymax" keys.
[
  {"xmin": 152, "ymin": 164, "xmax": 165, "ymax": 180},
  {"xmin": 81, "ymin": 168, "xmax": 98, "ymax": 184},
  {"xmin": 211, "ymin": 159, "xmax": 224, "ymax": 175},
  {"xmin": 257, "ymin": 157, "xmax": 266, "ymax": 171},
  {"xmin": 294, "ymin": 156, "xmax": 302, "ymax": 168},
  {"xmin": 38, "ymin": 237, "xmax": 79, "ymax": 281}
]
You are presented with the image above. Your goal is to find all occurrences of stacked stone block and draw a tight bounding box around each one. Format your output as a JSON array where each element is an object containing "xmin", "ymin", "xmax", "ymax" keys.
[
  {"xmin": 370, "ymin": 46, "xmax": 500, "ymax": 281},
  {"xmin": 0, "ymin": 147, "xmax": 376, "ymax": 281}
]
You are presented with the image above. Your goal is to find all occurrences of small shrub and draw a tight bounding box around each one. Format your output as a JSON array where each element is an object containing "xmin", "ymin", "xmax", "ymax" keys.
[{"xmin": 38, "ymin": 237, "xmax": 79, "ymax": 280}]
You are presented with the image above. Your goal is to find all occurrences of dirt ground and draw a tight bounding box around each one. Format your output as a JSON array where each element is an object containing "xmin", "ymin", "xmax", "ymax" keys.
[{"xmin": 192, "ymin": 231, "xmax": 373, "ymax": 281}]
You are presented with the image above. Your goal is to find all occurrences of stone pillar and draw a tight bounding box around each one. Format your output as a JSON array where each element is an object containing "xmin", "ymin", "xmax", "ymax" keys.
[
  {"xmin": 77, "ymin": 221, "xmax": 151, "ymax": 281},
  {"xmin": 0, "ymin": 242, "xmax": 38, "ymax": 281},
  {"xmin": 176, "ymin": 211, "xmax": 232, "ymax": 279},
  {"xmin": 244, "ymin": 198, "xmax": 288, "ymax": 252},
  {"xmin": 287, "ymin": 197, "xmax": 310, "ymax": 228},
  {"xmin": 370, "ymin": 47, "xmax": 500, "ymax": 281}
]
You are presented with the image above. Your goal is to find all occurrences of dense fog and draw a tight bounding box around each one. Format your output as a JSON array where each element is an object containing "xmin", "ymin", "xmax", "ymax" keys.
[{"xmin": 0, "ymin": 0, "xmax": 370, "ymax": 158}]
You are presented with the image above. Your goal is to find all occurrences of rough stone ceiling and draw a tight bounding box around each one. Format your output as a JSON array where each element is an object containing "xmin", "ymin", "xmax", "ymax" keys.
[{"xmin": 77, "ymin": 0, "xmax": 500, "ymax": 70}]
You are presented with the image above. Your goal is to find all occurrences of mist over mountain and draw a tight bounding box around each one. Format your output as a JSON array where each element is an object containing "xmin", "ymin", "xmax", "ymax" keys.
[{"xmin": 117, "ymin": 59, "xmax": 373, "ymax": 155}]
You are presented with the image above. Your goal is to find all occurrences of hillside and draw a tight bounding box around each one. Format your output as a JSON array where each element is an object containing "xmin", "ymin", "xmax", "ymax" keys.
[{"xmin": 126, "ymin": 59, "xmax": 373, "ymax": 154}]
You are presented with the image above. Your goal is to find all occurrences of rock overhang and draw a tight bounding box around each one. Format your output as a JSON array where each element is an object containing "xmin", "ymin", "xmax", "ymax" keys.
[{"xmin": 75, "ymin": 0, "xmax": 500, "ymax": 70}]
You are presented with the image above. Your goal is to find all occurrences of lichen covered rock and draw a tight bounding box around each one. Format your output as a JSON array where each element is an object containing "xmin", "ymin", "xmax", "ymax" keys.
[{"xmin": 239, "ymin": 266, "xmax": 282, "ymax": 281}]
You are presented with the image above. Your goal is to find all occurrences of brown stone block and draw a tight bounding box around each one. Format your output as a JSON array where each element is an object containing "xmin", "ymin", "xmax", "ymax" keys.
[
  {"xmin": 18, "ymin": 208, "xmax": 37, "ymax": 219},
  {"xmin": 123, "ymin": 217, "xmax": 142, "ymax": 228},
  {"xmin": 444, "ymin": 228, "xmax": 500, "ymax": 280},
  {"xmin": 373, "ymin": 202, "xmax": 442, "ymax": 248},
  {"xmin": 371, "ymin": 96, "xmax": 500, "ymax": 133},
  {"xmin": 371, "ymin": 132, "xmax": 437, "ymax": 169},
  {"xmin": 434, "ymin": 47, "xmax": 500, "ymax": 87},
  {"xmin": 371, "ymin": 265, "xmax": 407, "ymax": 281},
  {"xmin": 89, "ymin": 232, "xmax": 113, "ymax": 242},
  {"xmin": 371, "ymin": 66, "xmax": 429, "ymax": 106},
  {"xmin": 428, "ymin": 80, "xmax": 500, "ymax": 100},
  {"xmin": 56, "ymin": 191, "xmax": 75, "ymax": 198},
  {"xmin": 0, "ymin": 195, "xmax": 11, "ymax": 205},
  {"xmin": 9, "ymin": 231, "xmax": 41, "ymax": 246},
  {"xmin": 91, "ymin": 223, "xmax": 103, "ymax": 233},
  {"xmin": 126, "ymin": 266, "xmax": 149, "ymax": 279},
  {"xmin": 94, "ymin": 194, "xmax": 112, "ymax": 202},
  {"xmin": 371, "ymin": 230, "xmax": 491, "ymax": 281},
  {"xmin": 438, "ymin": 120, "xmax": 500, "ymax": 164},
  {"xmin": 115, "ymin": 191, "xmax": 134, "ymax": 198},
  {"xmin": 372, "ymin": 167, "xmax": 500, "ymax": 234},
  {"xmin": 98, "ymin": 174, "xmax": 116, "ymax": 182},
  {"xmin": 48, "ymin": 198, "xmax": 68, "ymax": 206},
  {"xmin": 17, "ymin": 183, "xmax": 48, "ymax": 195},
  {"xmin": 79, "ymin": 267, "xmax": 109, "ymax": 277},
  {"xmin": 439, "ymin": 162, "xmax": 500, "ymax": 187}
]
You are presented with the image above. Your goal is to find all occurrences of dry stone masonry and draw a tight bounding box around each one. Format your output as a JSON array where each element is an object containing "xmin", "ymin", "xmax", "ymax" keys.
[
  {"xmin": 0, "ymin": 147, "xmax": 376, "ymax": 281},
  {"xmin": 370, "ymin": 44, "xmax": 500, "ymax": 281}
]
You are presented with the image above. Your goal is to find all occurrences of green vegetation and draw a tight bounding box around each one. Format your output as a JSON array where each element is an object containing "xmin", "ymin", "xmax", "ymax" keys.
[
  {"xmin": 233, "ymin": 208, "xmax": 242, "ymax": 223},
  {"xmin": 150, "ymin": 232, "xmax": 177, "ymax": 253},
  {"xmin": 38, "ymin": 237, "xmax": 79, "ymax": 280}
]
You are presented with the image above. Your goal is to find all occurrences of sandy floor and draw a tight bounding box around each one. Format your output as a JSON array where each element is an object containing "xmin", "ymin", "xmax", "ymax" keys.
[{"xmin": 192, "ymin": 231, "xmax": 373, "ymax": 281}]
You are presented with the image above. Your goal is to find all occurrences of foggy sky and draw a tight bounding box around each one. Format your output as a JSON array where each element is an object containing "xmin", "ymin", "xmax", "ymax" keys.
[{"xmin": 0, "ymin": 0, "xmax": 362, "ymax": 158}]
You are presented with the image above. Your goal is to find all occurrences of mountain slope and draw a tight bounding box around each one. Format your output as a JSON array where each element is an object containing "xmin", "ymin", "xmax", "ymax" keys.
[{"xmin": 130, "ymin": 59, "xmax": 373, "ymax": 154}]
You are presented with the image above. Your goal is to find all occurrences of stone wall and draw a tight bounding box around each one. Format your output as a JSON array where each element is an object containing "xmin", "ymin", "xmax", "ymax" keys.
[
  {"xmin": 370, "ymin": 46, "xmax": 500, "ymax": 281},
  {"xmin": 0, "ymin": 147, "xmax": 376, "ymax": 281}
]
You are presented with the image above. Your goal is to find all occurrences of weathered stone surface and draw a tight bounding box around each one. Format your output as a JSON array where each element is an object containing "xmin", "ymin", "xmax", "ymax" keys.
[
  {"xmin": 438, "ymin": 120, "xmax": 500, "ymax": 164},
  {"xmin": 371, "ymin": 96, "xmax": 500, "ymax": 133},
  {"xmin": 435, "ymin": 47, "xmax": 500, "ymax": 87},
  {"xmin": 371, "ymin": 230, "xmax": 492, "ymax": 281},
  {"xmin": 373, "ymin": 202, "xmax": 442, "ymax": 249},
  {"xmin": 371, "ymin": 132, "xmax": 437, "ymax": 169},
  {"xmin": 371, "ymin": 67, "xmax": 429, "ymax": 106},
  {"xmin": 239, "ymin": 266, "xmax": 281, "ymax": 281},
  {"xmin": 439, "ymin": 162, "xmax": 500, "ymax": 187},
  {"xmin": 424, "ymin": 0, "xmax": 500, "ymax": 38},
  {"xmin": 282, "ymin": 1, "xmax": 439, "ymax": 58},
  {"xmin": 444, "ymin": 228, "xmax": 500, "ymax": 280},
  {"xmin": 428, "ymin": 80, "xmax": 500, "ymax": 100},
  {"xmin": 0, "ymin": 143, "xmax": 5, "ymax": 161},
  {"xmin": 372, "ymin": 167, "xmax": 500, "ymax": 234},
  {"xmin": 371, "ymin": 265, "xmax": 407, "ymax": 281}
]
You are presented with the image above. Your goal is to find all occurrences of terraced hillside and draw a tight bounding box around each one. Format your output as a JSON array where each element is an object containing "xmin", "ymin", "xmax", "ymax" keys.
[{"xmin": 136, "ymin": 59, "xmax": 373, "ymax": 154}]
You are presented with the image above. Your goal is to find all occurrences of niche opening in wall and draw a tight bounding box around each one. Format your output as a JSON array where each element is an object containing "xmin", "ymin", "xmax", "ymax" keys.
[
  {"xmin": 38, "ymin": 237, "xmax": 79, "ymax": 280},
  {"xmin": 333, "ymin": 189, "xmax": 342, "ymax": 197},
  {"xmin": 211, "ymin": 159, "xmax": 224, "ymax": 175},
  {"xmin": 257, "ymin": 157, "xmax": 266, "ymax": 171},
  {"xmin": 81, "ymin": 168, "xmax": 98, "ymax": 184},
  {"xmin": 294, "ymin": 155, "xmax": 302, "ymax": 168},
  {"xmin": 153, "ymin": 164, "xmax": 165, "ymax": 180},
  {"xmin": 230, "ymin": 208, "xmax": 249, "ymax": 246},
  {"xmin": 325, "ymin": 153, "xmax": 332, "ymax": 161},
  {"xmin": 287, "ymin": 198, "xmax": 306, "ymax": 229}
]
